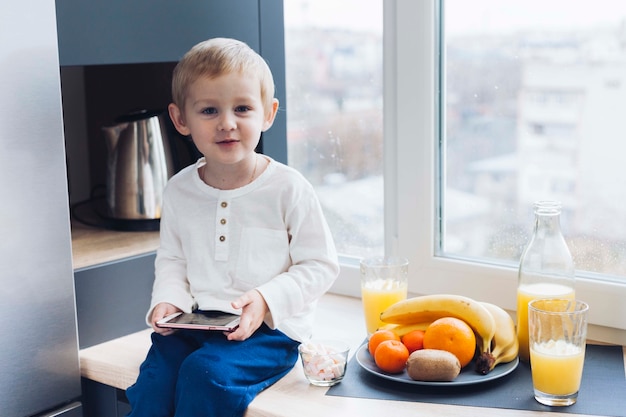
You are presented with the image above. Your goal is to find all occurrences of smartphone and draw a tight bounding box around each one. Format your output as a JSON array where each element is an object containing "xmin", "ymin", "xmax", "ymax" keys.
[{"xmin": 156, "ymin": 311, "xmax": 240, "ymax": 332}]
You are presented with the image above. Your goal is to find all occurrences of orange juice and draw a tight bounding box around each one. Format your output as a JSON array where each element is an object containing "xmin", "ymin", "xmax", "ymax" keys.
[
  {"xmin": 517, "ymin": 282, "xmax": 575, "ymax": 361},
  {"xmin": 361, "ymin": 280, "xmax": 407, "ymax": 335},
  {"xmin": 530, "ymin": 340, "xmax": 585, "ymax": 395}
]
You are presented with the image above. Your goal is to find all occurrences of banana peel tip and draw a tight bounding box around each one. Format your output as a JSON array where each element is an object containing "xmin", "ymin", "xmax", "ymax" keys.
[{"xmin": 475, "ymin": 352, "xmax": 495, "ymax": 375}]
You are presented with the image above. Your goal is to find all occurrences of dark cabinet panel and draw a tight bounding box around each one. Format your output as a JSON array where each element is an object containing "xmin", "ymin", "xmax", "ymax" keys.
[
  {"xmin": 74, "ymin": 253, "xmax": 155, "ymax": 349},
  {"xmin": 258, "ymin": 0, "xmax": 288, "ymax": 163},
  {"xmin": 55, "ymin": 0, "xmax": 259, "ymax": 66}
]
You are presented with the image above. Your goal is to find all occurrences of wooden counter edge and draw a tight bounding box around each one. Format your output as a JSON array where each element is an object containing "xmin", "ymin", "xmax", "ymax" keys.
[{"xmin": 71, "ymin": 221, "xmax": 160, "ymax": 270}]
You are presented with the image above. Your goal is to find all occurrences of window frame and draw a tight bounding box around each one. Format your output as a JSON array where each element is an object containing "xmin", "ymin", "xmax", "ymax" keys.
[{"xmin": 327, "ymin": 0, "xmax": 626, "ymax": 345}]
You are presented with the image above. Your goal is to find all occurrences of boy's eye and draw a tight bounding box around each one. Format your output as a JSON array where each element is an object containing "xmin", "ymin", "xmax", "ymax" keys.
[
  {"xmin": 201, "ymin": 107, "xmax": 217, "ymax": 115},
  {"xmin": 235, "ymin": 105, "xmax": 251, "ymax": 113}
]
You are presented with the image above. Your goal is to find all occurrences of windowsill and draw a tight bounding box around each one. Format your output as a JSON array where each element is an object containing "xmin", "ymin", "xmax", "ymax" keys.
[
  {"xmin": 246, "ymin": 294, "xmax": 626, "ymax": 417},
  {"xmin": 79, "ymin": 292, "xmax": 626, "ymax": 417}
]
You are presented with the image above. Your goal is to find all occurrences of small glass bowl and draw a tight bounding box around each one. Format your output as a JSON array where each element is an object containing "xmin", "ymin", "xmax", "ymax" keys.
[{"xmin": 298, "ymin": 340, "xmax": 350, "ymax": 387}]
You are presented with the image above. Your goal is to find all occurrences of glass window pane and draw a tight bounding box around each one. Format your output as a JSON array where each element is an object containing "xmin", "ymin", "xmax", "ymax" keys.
[
  {"xmin": 284, "ymin": 0, "xmax": 384, "ymax": 258},
  {"xmin": 443, "ymin": 0, "xmax": 626, "ymax": 282}
]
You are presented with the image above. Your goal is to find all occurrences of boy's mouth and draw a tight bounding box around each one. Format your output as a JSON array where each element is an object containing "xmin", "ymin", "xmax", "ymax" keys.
[{"xmin": 217, "ymin": 139, "xmax": 239, "ymax": 144}]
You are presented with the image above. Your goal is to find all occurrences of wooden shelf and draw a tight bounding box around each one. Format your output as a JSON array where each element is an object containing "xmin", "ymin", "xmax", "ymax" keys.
[{"xmin": 71, "ymin": 221, "xmax": 159, "ymax": 270}]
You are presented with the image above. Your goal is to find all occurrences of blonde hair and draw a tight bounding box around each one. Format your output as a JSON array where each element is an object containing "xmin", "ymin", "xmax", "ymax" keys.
[{"xmin": 171, "ymin": 38, "xmax": 275, "ymax": 115}]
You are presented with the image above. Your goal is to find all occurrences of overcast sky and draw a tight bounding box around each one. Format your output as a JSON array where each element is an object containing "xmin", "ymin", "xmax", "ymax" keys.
[
  {"xmin": 285, "ymin": 0, "xmax": 626, "ymax": 35},
  {"xmin": 284, "ymin": 0, "xmax": 382, "ymax": 31},
  {"xmin": 446, "ymin": 0, "xmax": 626, "ymax": 35}
]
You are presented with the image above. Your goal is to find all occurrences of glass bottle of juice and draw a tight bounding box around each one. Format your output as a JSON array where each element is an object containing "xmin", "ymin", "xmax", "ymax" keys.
[{"xmin": 517, "ymin": 201, "xmax": 575, "ymax": 362}]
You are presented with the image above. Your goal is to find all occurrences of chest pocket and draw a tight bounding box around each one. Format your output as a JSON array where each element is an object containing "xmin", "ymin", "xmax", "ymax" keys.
[{"xmin": 235, "ymin": 227, "xmax": 290, "ymax": 290}]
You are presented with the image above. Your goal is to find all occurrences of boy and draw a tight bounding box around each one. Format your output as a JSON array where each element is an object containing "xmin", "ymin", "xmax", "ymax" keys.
[{"xmin": 126, "ymin": 38, "xmax": 339, "ymax": 417}]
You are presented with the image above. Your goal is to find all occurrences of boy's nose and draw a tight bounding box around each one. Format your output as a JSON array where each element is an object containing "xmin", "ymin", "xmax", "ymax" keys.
[{"xmin": 218, "ymin": 113, "xmax": 236, "ymax": 130}]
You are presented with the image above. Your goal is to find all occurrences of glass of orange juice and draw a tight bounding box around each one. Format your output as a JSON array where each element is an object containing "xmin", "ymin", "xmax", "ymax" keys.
[
  {"xmin": 517, "ymin": 282, "xmax": 576, "ymax": 362},
  {"xmin": 360, "ymin": 257, "xmax": 408, "ymax": 336},
  {"xmin": 528, "ymin": 299, "xmax": 589, "ymax": 406}
]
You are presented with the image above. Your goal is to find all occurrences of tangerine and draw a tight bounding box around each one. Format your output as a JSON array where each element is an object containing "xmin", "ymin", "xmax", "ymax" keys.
[
  {"xmin": 423, "ymin": 317, "xmax": 476, "ymax": 368},
  {"xmin": 401, "ymin": 329, "xmax": 425, "ymax": 354},
  {"xmin": 368, "ymin": 329, "xmax": 400, "ymax": 357},
  {"xmin": 374, "ymin": 339, "xmax": 409, "ymax": 374}
]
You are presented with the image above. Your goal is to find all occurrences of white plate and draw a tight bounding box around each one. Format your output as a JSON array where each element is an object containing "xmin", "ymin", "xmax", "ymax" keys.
[{"xmin": 355, "ymin": 344, "xmax": 519, "ymax": 387}]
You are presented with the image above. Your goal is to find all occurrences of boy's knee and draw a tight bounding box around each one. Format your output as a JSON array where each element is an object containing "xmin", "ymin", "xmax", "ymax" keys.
[{"xmin": 179, "ymin": 350, "xmax": 232, "ymax": 386}]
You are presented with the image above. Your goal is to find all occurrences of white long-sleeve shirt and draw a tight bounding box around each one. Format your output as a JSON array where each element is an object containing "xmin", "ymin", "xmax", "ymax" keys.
[{"xmin": 148, "ymin": 156, "xmax": 340, "ymax": 342}]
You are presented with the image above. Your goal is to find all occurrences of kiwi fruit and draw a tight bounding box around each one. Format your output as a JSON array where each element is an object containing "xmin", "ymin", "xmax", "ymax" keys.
[{"xmin": 406, "ymin": 349, "xmax": 461, "ymax": 382}]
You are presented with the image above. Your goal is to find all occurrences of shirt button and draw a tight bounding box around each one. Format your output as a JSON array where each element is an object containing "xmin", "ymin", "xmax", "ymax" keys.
[
  {"xmin": 219, "ymin": 235, "xmax": 226, "ymax": 242},
  {"xmin": 220, "ymin": 218, "xmax": 227, "ymax": 225},
  {"xmin": 221, "ymin": 202, "xmax": 228, "ymax": 208}
]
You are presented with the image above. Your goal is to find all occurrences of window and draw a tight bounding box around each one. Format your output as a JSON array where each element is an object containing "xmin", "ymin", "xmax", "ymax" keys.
[
  {"xmin": 284, "ymin": 0, "xmax": 384, "ymax": 260},
  {"xmin": 444, "ymin": 0, "xmax": 626, "ymax": 280},
  {"xmin": 285, "ymin": 0, "xmax": 626, "ymax": 343}
]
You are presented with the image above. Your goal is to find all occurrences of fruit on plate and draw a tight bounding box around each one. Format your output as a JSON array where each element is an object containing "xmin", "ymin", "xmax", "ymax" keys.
[
  {"xmin": 377, "ymin": 322, "xmax": 430, "ymax": 338},
  {"xmin": 401, "ymin": 329, "xmax": 425, "ymax": 354},
  {"xmin": 368, "ymin": 329, "xmax": 400, "ymax": 357},
  {"xmin": 406, "ymin": 349, "xmax": 461, "ymax": 382},
  {"xmin": 374, "ymin": 339, "xmax": 409, "ymax": 374},
  {"xmin": 380, "ymin": 294, "xmax": 495, "ymax": 356},
  {"xmin": 423, "ymin": 317, "xmax": 476, "ymax": 368},
  {"xmin": 380, "ymin": 294, "xmax": 518, "ymax": 374},
  {"xmin": 475, "ymin": 302, "xmax": 519, "ymax": 374}
]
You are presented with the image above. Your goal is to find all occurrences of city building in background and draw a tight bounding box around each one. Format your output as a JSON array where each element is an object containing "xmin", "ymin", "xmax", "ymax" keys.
[
  {"xmin": 284, "ymin": 0, "xmax": 384, "ymax": 258},
  {"xmin": 284, "ymin": 0, "xmax": 626, "ymax": 283},
  {"xmin": 444, "ymin": 1, "xmax": 626, "ymax": 279}
]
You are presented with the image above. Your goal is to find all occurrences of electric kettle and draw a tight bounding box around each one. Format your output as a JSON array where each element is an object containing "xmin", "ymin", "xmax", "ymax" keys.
[{"xmin": 102, "ymin": 109, "xmax": 175, "ymax": 221}]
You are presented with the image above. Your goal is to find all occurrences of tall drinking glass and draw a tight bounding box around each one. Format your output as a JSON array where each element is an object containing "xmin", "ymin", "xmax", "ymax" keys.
[
  {"xmin": 360, "ymin": 257, "xmax": 408, "ymax": 336},
  {"xmin": 528, "ymin": 299, "xmax": 589, "ymax": 406}
]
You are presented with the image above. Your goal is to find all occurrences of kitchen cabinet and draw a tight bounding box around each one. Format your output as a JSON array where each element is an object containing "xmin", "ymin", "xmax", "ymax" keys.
[
  {"xmin": 71, "ymin": 222, "xmax": 158, "ymax": 415},
  {"xmin": 60, "ymin": 0, "xmax": 288, "ymax": 348},
  {"xmin": 57, "ymin": 0, "xmax": 287, "ymax": 177},
  {"xmin": 62, "ymin": 0, "xmax": 288, "ymax": 349},
  {"xmin": 61, "ymin": 0, "xmax": 289, "ymax": 348},
  {"xmin": 74, "ymin": 253, "xmax": 155, "ymax": 349},
  {"xmin": 56, "ymin": 0, "xmax": 259, "ymax": 66},
  {"xmin": 81, "ymin": 379, "xmax": 130, "ymax": 417},
  {"xmin": 71, "ymin": 221, "xmax": 159, "ymax": 348}
]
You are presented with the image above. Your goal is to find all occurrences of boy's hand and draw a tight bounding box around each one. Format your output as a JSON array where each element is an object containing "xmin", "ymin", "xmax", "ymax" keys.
[
  {"xmin": 228, "ymin": 290, "xmax": 268, "ymax": 341},
  {"xmin": 150, "ymin": 302, "xmax": 181, "ymax": 335}
]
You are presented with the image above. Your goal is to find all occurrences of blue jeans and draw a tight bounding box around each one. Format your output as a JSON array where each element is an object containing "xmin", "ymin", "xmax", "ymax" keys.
[{"xmin": 126, "ymin": 324, "xmax": 299, "ymax": 417}]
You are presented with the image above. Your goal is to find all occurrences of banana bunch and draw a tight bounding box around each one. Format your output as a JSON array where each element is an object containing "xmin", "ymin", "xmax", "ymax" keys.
[
  {"xmin": 477, "ymin": 302, "xmax": 519, "ymax": 374},
  {"xmin": 378, "ymin": 322, "xmax": 430, "ymax": 337},
  {"xmin": 379, "ymin": 294, "xmax": 518, "ymax": 374}
]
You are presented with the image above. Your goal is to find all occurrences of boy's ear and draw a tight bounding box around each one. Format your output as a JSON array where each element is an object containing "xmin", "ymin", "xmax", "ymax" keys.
[
  {"xmin": 168, "ymin": 103, "xmax": 191, "ymax": 136},
  {"xmin": 262, "ymin": 99, "xmax": 279, "ymax": 132}
]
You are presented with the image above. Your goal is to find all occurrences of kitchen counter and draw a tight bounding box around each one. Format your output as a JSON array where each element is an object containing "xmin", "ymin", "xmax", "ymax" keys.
[
  {"xmin": 72, "ymin": 223, "xmax": 626, "ymax": 416},
  {"xmin": 80, "ymin": 293, "xmax": 626, "ymax": 417},
  {"xmin": 71, "ymin": 221, "xmax": 159, "ymax": 270}
]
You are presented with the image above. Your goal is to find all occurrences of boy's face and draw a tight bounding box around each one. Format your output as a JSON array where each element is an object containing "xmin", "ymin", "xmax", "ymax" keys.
[{"xmin": 169, "ymin": 72, "xmax": 278, "ymax": 167}]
